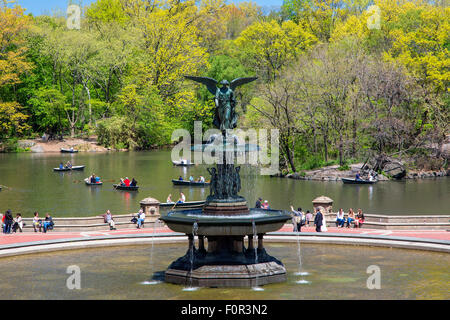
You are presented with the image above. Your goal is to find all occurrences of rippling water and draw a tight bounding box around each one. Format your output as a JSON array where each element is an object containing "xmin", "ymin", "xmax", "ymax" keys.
[{"xmin": 0, "ymin": 243, "xmax": 448, "ymax": 300}]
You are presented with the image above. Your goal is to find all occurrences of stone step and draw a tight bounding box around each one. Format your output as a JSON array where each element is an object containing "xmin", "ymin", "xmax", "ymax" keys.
[{"xmin": 17, "ymin": 216, "xmax": 161, "ymax": 233}]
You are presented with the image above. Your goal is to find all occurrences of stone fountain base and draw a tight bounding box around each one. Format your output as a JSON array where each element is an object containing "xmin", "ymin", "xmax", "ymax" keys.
[
  {"xmin": 163, "ymin": 244, "xmax": 287, "ymax": 287},
  {"xmin": 165, "ymin": 262, "xmax": 286, "ymax": 287},
  {"xmin": 203, "ymin": 197, "xmax": 249, "ymax": 216}
]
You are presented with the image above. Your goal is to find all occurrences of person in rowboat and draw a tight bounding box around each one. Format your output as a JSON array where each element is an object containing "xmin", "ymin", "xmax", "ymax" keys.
[{"xmin": 177, "ymin": 192, "xmax": 186, "ymax": 204}]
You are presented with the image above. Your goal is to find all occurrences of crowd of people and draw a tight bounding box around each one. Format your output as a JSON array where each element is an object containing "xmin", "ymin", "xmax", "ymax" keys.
[
  {"xmin": 1, "ymin": 210, "xmax": 54, "ymax": 234},
  {"xmin": 287, "ymin": 206, "xmax": 365, "ymax": 232},
  {"xmin": 178, "ymin": 175, "xmax": 206, "ymax": 183},
  {"xmin": 119, "ymin": 177, "xmax": 138, "ymax": 187}
]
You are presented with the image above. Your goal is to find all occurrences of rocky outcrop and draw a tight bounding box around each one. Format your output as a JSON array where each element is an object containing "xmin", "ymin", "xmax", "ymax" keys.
[
  {"xmin": 405, "ymin": 170, "xmax": 448, "ymax": 179},
  {"xmin": 441, "ymin": 135, "xmax": 450, "ymax": 160},
  {"xmin": 286, "ymin": 164, "xmax": 390, "ymax": 181},
  {"xmin": 369, "ymin": 154, "xmax": 406, "ymax": 180}
]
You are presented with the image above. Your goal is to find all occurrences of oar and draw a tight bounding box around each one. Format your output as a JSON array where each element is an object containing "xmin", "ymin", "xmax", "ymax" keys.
[{"xmin": 171, "ymin": 201, "xmax": 180, "ymax": 211}]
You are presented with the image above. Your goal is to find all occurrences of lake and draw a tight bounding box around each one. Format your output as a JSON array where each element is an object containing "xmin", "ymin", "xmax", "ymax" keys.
[{"xmin": 0, "ymin": 150, "xmax": 449, "ymax": 217}]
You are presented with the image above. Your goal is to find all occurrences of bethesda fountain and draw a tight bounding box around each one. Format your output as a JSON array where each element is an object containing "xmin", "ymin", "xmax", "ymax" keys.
[{"xmin": 160, "ymin": 76, "xmax": 292, "ymax": 287}]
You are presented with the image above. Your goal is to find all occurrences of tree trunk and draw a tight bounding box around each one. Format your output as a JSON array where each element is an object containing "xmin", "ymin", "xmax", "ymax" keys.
[
  {"xmin": 352, "ymin": 119, "xmax": 357, "ymax": 158},
  {"xmin": 324, "ymin": 134, "xmax": 328, "ymax": 163}
]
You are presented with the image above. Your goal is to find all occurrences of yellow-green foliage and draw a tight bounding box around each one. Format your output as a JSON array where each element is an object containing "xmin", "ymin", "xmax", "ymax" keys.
[
  {"xmin": 332, "ymin": 0, "xmax": 450, "ymax": 93},
  {"xmin": 234, "ymin": 20, "xmax": 318, "ymax": 80}
]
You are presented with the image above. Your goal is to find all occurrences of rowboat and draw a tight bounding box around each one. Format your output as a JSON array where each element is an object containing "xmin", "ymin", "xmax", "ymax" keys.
[
  {"xmin": 172, "ymin": 179, "xmax": 210, "ymax": 186},
  {"xmin": 172, "ymin": 160, "xmax": 194, "ymax": 166},
  {"xmin": 85, "ymin": 178, "xmax": 103, "ymax": 186},
  {"xmin": 113, "ymin": 184, "xmax": 139, "ymax": 191},
  {"xmin": 60, "ymin": 148, "xmax": 78, "ymax": 153},
  {"xmin": 160, "ymin": 200, "xmax": 206, "ymax": 210},
  {"xmin": 53, "ymin": 166, "xmax": 85, "ymax": 172},
  {"xmin": 342, "ymin": 178, "xmax": 377, "ymax": 184}
]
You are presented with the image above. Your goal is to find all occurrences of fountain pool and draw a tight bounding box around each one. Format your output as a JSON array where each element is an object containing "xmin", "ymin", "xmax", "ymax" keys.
[{"xmin": 0, "ymin": 243, "xmax": 448, "ymax": 300}]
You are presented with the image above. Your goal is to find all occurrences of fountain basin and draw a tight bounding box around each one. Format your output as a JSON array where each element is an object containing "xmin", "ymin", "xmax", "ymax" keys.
[{"xmin": 160, "ymin": 208, "xmax": 292, "ymax": 236}]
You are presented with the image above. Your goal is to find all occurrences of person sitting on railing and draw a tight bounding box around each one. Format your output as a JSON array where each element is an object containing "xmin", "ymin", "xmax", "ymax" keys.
[
  {"xmin": 103, "ymin": 210, "xmax": 117, "ymax": 230},
  {"xmin": 346, "ymin": 208, "xmax": 355, "ymax": 228},
  {"xmin": 336, "ymin": 208, "xmax": 346, "ymax": 228},
  {"xmin": 42, "ymin": 213, "xmax": 54, "ymax": 233},
  {"xmin": 355, "ymin": 209, "xmax": 365, "ymax": 228},
  {"xmin": 32, "ymin": 212, "xmax": 42, "ymax": 232},
  {"xmin": 12, "ymin": 213, "xmax": 24, "ymax": 233},
  {"xmin": 136, "ymin": 209, "xmax": 146, "ymax": 229}
]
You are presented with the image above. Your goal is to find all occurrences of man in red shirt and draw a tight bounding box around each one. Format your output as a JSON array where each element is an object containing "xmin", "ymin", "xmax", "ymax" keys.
[{"xmin": 124, "ymin": 177, "xmax": 130, "ymax": 187}]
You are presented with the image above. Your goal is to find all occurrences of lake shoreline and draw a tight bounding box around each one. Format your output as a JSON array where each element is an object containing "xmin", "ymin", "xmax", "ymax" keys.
[{"xmin": 274, "ymin": 163, "xmax": 449, "ymax": 181}]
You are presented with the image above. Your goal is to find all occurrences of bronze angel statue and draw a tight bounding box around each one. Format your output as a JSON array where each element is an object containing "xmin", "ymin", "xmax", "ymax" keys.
[{"xmin": 185, "ymin": 76, "xmax": 257, "ymax": 132}]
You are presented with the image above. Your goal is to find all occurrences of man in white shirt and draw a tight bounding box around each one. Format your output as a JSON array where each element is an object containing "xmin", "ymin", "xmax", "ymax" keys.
[{"xmin": 178, "ymin": 192, "xmax": 186, "ymax": 203}]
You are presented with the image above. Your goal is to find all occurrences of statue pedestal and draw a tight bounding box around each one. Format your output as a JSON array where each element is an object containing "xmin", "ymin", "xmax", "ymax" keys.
[
  {"xmin": 203, "ymin": 197, "xmax": 249, "ymax": 216},
  {"xmin": 165, "ymin": 262, "xmax": 286, "ymax": 287}
]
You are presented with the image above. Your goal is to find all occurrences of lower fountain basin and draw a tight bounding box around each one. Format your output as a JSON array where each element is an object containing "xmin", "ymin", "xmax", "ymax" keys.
[{"xmin": 160, "ymin": 208, "xmax": 292, "ymax": 236}]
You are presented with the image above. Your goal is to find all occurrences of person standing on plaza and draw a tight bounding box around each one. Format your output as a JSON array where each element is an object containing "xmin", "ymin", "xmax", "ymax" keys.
[
  {"xmin": 305, "ymin": 210, "xmax": 313, "ymax": 226},
  {"xmin": 321, "ymin": 212, "xmax": 328, "ymax": 232},
  {"xmin": 3, "ymin": 210, "xmax": 13, "ymax": 234},
  {"xmin": 290, "ymin": 206, "xmax": 305, "ymax": 232},
  {"xmin": 314, "ymin": 209, "xmax": 323, "ymax": 232}
]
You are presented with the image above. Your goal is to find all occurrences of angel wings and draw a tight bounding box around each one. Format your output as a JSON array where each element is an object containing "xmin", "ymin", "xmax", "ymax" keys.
[{"xmin": 184, "ymin": 76, "xmax": 257, "ymax": 95}]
